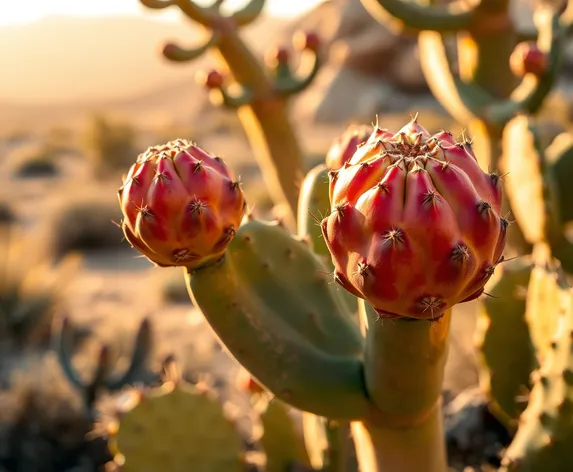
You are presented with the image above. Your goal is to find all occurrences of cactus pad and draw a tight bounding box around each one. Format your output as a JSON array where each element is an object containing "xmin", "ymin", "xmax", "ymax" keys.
[
  {"xmin": 109, "ymin": 380, "xmax": 244, "ymax": 472},
  {"xmin": 525, "ymin": 243, "xmax": 571, "ymax": 365},
  {"xmin": 256, "ymin": 397, "xmax": 310, "ymax": 471},
  {"xmin": 501, "ymin": 280, "xmax": 573, "ymax": 470},
  {"xmin": 474, "ymin": 255, "xmax": 536, "ymax": 426}
]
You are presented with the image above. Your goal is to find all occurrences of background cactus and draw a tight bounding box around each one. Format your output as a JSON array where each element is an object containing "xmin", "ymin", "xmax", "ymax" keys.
[{"xmin": 139, "ymin": 0, "xmax": 323, "ymax": 229}]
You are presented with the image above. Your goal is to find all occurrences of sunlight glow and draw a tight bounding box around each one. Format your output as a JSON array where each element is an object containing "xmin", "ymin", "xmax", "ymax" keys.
[{"xmin": 0, "ymin": 0, "xmax": 322, "ymax": 27}]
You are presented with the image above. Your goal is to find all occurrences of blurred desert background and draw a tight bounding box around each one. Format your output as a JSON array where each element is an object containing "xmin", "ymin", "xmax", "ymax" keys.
[{"xmin": 1, "ymin": 0, "xmax": 573, "ymax": 470}]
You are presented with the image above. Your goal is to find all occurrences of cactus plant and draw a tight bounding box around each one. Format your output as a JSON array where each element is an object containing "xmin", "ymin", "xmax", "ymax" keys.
[
  {"xmin": 502, "ymin": 114, "xmax": 573, "ymax": 272},
  {"xmin": 54, "ymin": 316, "xmax": 153, "ymax": 419},
  {"xmin": 117, "ymin": 115, "xmax": 505, "ymax": 472},
  {"xmin": 500, "ymin": 274, "xmax": 573, "ymax": 470},
  {"xmin": 139, "ymin": 0, "xmax": 322, "ymax": 229},
  {"xmin": 474, "ymin": 255, "xmax": 535, "ymax": 428}
]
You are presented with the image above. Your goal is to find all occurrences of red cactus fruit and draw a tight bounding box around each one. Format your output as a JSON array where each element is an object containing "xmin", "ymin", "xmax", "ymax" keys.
[
  {"xmin": 510, "ymin": 41, "xmax": 548, "ymax": 78},
  {"xmin": 326, "ymin": 124, "xmax": 373, "ymax": 171},
  {"xmin": 118, "ymin": 139, "xmax": 246, "ymax": 268},
  {"xmin": 321, "ymin": 117, "xmax": 507, "ymax": 320},
  {"xmin": 198, "ymin": 69, "xmax": 224, "ymax": 89},
  {"xmin": 293, "ymin": 31, "xmax": 320, "ymax": 52}
]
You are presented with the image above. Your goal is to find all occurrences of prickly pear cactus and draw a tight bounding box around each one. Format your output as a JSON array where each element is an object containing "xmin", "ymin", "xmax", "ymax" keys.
[
  {"xmin": 501, "ymin": 278, "xmax": 573, "ymax": 470},
  {"xmin": 474, "ymin": 255, "xmax": 536, "ymax": 427},
  {"xmin": 108, "ymin": 370, "xmax": 244, "ymax": 472},
  {"xmin": 255, "ymin": 397, "xmax": 311, "ymax": 471}
]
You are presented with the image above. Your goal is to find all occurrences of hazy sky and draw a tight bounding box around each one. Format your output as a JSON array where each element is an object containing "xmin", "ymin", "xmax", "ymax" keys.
[{"xmin": 0, "ymin": 0, "xmax": 323, "ymax": 26}]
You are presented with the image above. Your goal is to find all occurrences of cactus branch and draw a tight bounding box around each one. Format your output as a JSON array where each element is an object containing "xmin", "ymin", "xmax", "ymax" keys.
[
  {"xmin": 417, "ymin": 30, "xmax": 488, "ymax": 125},
  {"xmin": 162, "ymin": 32, "xmax": 221, "ymax": 62},
  {"xmin": 274, "ymin": 47, "xmax": 321, "ymax": 96},
  {"xmin": 359, "ymin": 0, "xmax": 477, "ymax": 33},
  {"xmin": 139, "ymin": 0, "xmax": 175, "ymax": 9},
  {"xmin": 209, "ymin": 83, "xmax": 255, "ymax": 108},
  {"xmin": 54, "ymin": 316, "xmax": 153, "ymax": 416},
  {"xmin": 486, "ymin": 6, "xmax": 564, "ymax": 123},
  {"xmin": 231, "ymin": 0, "xmax": 266, "ymax": 26}
]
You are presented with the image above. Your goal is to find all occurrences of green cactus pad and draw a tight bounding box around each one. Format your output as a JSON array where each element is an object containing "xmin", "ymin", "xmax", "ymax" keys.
[
  {"xmin": 525, "ymin": 243, "xmax": 571, "ymax": 366},
  {"xmin": 110, "ymin": 380, "xmax": 244, "ymax": 472},
  {"xmin": 502, "ymin": 115, "xmax": 561, "ymax": 245},
  {"xmin": 545, "ymin": 131, "xmax": 573, "ymax": 225},
  {"xmin": 256, "ymin": 397, "xmax": 310, "ymax": 471},
  {"xmin": 186, "ymin": 218, "xmax": 369, "ymax": 419},
  {"xmin": 500, "ymin": 280, "xmax": 573, "ymax": 470},
  {"xmin": 297, "ymin": 164, "xmax": 331, "ymax": 260},
  {"xmin": 297, "ymin": 164, "xmax": 358, "ymax": 317},
  {"xmin": 474, "ymin": 255, "xmax": 536, "ymax": 427},
  {"xmin": 192, "ymin": 218, "xmax": 362, "ymax": 357}
]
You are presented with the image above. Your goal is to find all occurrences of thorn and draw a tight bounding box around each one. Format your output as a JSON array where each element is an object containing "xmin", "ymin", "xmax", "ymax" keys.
[
  {"xmin": 189, "ymin": 200, "xmax": 208, "ymax": 214},
  {"xmin": 382, "ymin": 228, "xmax": 404, "ymax": 245},
  {"xmin": 451, "ymin": 243, "xmax": 470, "ymax": 262},
  {"xmin": 193, "ymin": 160, "xmax": 204, "ymax": 173},
  {"xmin": 477, "ymin": 201, "xmax": 492, "ymax": 215},
  {"xmin": 422, "ymin": 190, "xmax": 439, "ymax": 205}
]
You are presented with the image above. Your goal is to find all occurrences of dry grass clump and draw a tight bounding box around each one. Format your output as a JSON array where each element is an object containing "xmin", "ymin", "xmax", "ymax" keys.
[{"xmin": 0, "ymin": 220, "xmax": 79, "ymax": 350}]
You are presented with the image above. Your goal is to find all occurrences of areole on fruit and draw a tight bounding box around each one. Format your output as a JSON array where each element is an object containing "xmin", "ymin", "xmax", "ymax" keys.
[{"xmin": 321, "ymin": 116, "xmax": 507, "ymax": 320}]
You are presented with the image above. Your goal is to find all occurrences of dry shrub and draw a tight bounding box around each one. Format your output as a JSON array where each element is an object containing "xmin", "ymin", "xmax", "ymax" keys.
[
  {"xmin": 82, "ymin": 114, "xmax": 137, "ymax": 178},
  {"xmin": 42, "ymin": 187, "xmax": 127, "ymax": 261},
  {"xmin": 0, "ymin": 356, "xmax": 111, "ymax": 472}
]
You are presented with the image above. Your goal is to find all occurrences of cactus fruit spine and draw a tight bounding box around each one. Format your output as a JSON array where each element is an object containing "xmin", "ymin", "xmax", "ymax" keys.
[
  {"xmin": 474, "ymin": 256, "xmax": 536, "ymax": 427},
  {"xmin": 322, "ymin": 117, "xmax": 506, "ymax": 320},
  {"xmin": 139, "ymin": 0, "xmax": 322, "ymax": 229},
  {"xmin": 117, "ymin": 139, "xmax": 246, "ymax": 269}
]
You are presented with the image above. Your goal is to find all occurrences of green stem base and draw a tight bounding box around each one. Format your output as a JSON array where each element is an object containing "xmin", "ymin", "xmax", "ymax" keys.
[{"xmin": 351, "ymin": 403, "xmax": 447, "ymax": 472}]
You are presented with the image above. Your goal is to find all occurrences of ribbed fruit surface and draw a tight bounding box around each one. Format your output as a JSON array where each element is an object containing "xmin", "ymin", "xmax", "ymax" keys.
[
  {"xmin": 321, "ymin": 118, "xmax": 507, "ymax": 320},
  {"xmin": 118, "ymin": 139, "xmax": 246, "ymax": 268},
  {"xmin": 325, "ymin": 124, "xmax": 374, "ymax": 171}
]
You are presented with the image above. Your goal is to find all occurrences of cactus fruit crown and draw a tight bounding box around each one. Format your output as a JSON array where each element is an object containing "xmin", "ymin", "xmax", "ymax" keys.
[
  {"xmin": 117, "ymin": 138, "xmax": 246, "ymax": 269},
  {"xmin": 322, "ymin": 116, "xmax": 507, "ymax": 321}
]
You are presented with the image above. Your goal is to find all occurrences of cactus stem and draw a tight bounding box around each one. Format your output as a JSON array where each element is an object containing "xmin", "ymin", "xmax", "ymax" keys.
[
  {"xmin": 231, "ymin": 0, "xmax": 265, "ymax": 26},
  {"xmin": 273, "ymin": 47, "xmax": 321, "ymax": 96},
  {"xmin": 353, "ymin": 301, "xmax": 450, "ymax": 471},
  {"xmin": 162, "ymin": 32, "xmax": 221, "ymax": 62},
  {"xmin": 359, "ymin": 0, "xmax": 477, "ymax": 33}
]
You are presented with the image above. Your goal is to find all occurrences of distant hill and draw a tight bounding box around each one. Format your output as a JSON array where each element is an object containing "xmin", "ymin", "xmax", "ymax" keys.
[{"xmin": 0, "ymin": 13, "xmax": 292, "ymax": 106}]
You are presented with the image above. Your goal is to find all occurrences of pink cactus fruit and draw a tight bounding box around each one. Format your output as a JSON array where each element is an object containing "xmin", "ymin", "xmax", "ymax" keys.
[
  {"xmin": 321, "ymin": 117, "xmax": 507, "ymax": 320},
  {"xmin": 118, "ymin": 139, "xmax": 246, "ymax": 269},
  {"xmin": 325, "ymin": 124, "xmax": 383, "ymax": 171}
]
